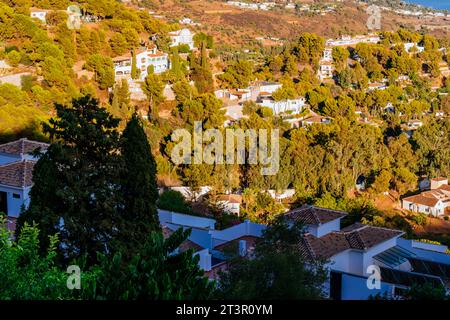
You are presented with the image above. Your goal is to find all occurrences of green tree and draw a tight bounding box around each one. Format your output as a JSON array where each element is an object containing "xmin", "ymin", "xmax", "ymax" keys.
[
  {"xmin": 0, "ymin": 219, "xmax": 94, "ymax": 300},
  {"xmin": 141, "ymin": 72, "xmax": 165, "ymax": 118},
  {"xmin": 118, "ymin": 113, "xmax": 160, "ymax": 253},
  {"xmin": 157, "ymin": 190, "xmax": 192, "ymax": 214},
  {"xmin": 84, "ymin": 54, "xmax": 115, "ymax": 89},
  {"xmin": 405, "ymin": 283, "xmax": 447, "ymax": 300},
  {"xmin": 93, "ymin": 228, "xmax": 215, "ymax": 299},
  {"xmin": 131, "ymin": 52, "xmax": 138, "ymax": 80},
  {"xmin": 413, "ymin": 119, "xmax": 450, "ymax": 178},
  {"xmin": 218, "ymin": 60, "xmax": 254, "ymax": 89},
  {"xmin": 17, "ymin": 96, "xmax": 124, "ymax": 264},
  {"xmin": 110, "ymin": 78, "xmax": 131, "ymax": 120}
]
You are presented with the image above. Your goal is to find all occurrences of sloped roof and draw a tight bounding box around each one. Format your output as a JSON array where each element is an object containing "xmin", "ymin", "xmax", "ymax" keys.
[
  {"xmin": 0, "ymin": 160, "xmax": 36, "ymax": 188},
  {"xmin": 403, "ymin": 188, "xmax": 450, "ymax": 207},
  {"xmin": 0, "ymin": 138, "xmax": 48, "ymax": 156},
  {"xmin": 299, "ymin": 223, "xmax": 404, "ymax": 259},
  {"xmin": 162, "ymin": 226, "xmax": 203, "ymax": 253},
  {"xmin": 217, "ymin": 194, "xmax": 242, "ymax": 204},
  {"xmin": 285, "ymin": 205, "xmax": 347, "ymax": 226}
]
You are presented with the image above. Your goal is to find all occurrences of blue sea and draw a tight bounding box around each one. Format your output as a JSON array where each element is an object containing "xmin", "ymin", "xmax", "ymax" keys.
[{"xmin": 405, "ymin": 0, "xmax": 450, "ymax": 11}]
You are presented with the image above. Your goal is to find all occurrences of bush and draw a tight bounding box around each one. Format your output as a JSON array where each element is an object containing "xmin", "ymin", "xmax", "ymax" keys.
[
  {"xmin": 157, "ymin": 190, "xmax": 192, "ymax": 214},
  {"xmin": 6, "ymin": 50, "xmax": 21, "ymax": 67},
  {"xmin": 409, "ymin": 212, "xmax": 427, "ymax": 226},
  {"xmin": 257, "ymin": 106, "xmax": 273, "ymax": 118}
]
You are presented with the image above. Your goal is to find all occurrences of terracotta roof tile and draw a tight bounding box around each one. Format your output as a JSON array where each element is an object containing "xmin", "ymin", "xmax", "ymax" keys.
[
  {"xmin": 285, "ymin": 205, "xmax": 347, "ymax": 226},
  {"xmin": 0, "ymin": 160, "xmax": 36, "ymax": 188},
  {"xmin": 217, "ymin": 194, "xmax": 242, "ymax": 204},
  {"xmin": 0, "ymin": 138, "xmax": 48, "ymax": 156},
  {"xmin": 299, "ymin": 223, "xmax": 404, "ymax": 259}
]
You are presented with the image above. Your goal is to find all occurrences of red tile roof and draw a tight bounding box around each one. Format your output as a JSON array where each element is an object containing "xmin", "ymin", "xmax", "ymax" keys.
[
  {"xmin": 0, "ymin": 138, "xmax": 48, "ymax": 156},
  {"xmin": 217, "ymin": 194, "xmax": 242, "ymax": 204},
  {"xmin": 285, "ymin": 205, "xmax": 347, "ymax": 226},
  {"xmin": 299, "ymin": 223, "xmax": 404, "ymax": 259},
  {"xmin": 403, "ymin": 188, "xmax": 450, "ymax": 207},
  {"xmin": 0, "ymin": 160, "xmax": 36, "ymax": 188}
]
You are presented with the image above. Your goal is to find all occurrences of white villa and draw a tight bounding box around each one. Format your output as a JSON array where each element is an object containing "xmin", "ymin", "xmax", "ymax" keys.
[
  {"xmin": 404, "ymin": 42, "xmax": 425, "ymax": 54},
  {"xmin": 402, "ymin": 178, "xmax": 450, "ymax": 217},
  {"xmin": 112, "ymin": 46, "xmax": 169, "ymax": 80},
  {"xmin": 318, "ymin": 61, "xmax": 334, "ymax": 80},
  {"xmin": 257, "ymin": 96, "xmax": 306, "ymax": 115},
  {"xmin": 318, "ymin": 48, "xmax": 334, "ymax": 80},
  {"xmin": 159, "ymin": 205, "xmax": 450, "ymax": 299},
  {"xmin": 169, "ymin": 29, "xmax": 195, "ymax": 50},
  {"xmin": 326, "ymin": 34, "xmax": 380, "ymax": 47},
  {"xmin": 217, "ymin": 194, "xmax": 242, "ymax": 215},
  {"xmin": 29, "ymin": 8, "xmax": 49, "ymax": 23},
  {"xmin": 0, "ymin": 139, "xmax": 49, "ymax": 218}
]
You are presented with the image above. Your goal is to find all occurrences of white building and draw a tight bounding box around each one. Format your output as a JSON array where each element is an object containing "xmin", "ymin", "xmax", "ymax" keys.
[
  {"xmin": 404, "ymin": 42, "xmax": 425, "ymax": 54},
  {"xmin": 29, "ymin": 8, "xmax": 49, "ymax": 23},
  {"xmin": 402, "ymin": 178, "xmax": 450, "ymax": 217},
  {"xmin": 159, "ymin": 205, "xmax": 450, "ymax": 298},
  {"xmin": 0, "ymin": 139, "xmax": 49, "ymax": 218},
  {"xmin": 217, "ymin": 194, "xmax": 242, "ymax": 215},
  {"xmin": 159, "ymin": 209, "xmax": 265, "ymax": 278},
  {"xmin": 249, "ymin": 81, "xmax": 282, "ymax": 95},
  {"xmin": 258, "ymin": 96, "xmax": 306, "ymax": 115},
  {"xmin": 326, "ymin": 34, "xmax": 381, "ymax": 47},
  {"xmin": 318, "ymin": 60, "xmax": 334, "ymax": 80},
  {"xmin": 288, "ymin": 205, "xmax": 450, "ymax": 300},
  {"xmin": 168, "ymin": 29, "xmax": 195, "ymax": 50},
  {"xmin": 112, "ymin": 47, "xmax": 169, "ymax": 80}
]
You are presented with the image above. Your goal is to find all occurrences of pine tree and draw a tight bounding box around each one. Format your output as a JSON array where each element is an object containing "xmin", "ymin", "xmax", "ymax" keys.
[
  {"xmin": 141, "ymin": 72, "xmax": 165, "ymax": 119},
  {"xmin": 111, "ymin": 79, "xmax": 131, "ymax": 120},
  {"xmin": 118, "ymin": 113, "xmax": 160, "ymax": 252},
  {"xmin": 17, "ymin": 95, "xmax": 124, "ymax": 264}
]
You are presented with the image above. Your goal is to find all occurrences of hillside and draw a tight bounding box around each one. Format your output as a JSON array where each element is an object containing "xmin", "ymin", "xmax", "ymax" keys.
[{"xmin": 147, "ymin": 0, "xmax": 450, "ymax": 47}]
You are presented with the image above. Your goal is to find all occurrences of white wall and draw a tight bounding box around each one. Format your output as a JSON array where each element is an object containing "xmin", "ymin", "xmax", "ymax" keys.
[
  {"xmin": 158, "ymin": 209, "xmax": 216, "ymax": 229},
  {"xmin": 316, "ymin": 219, "xmax": 342, "ymax": 237},
  {"xmin": 194, "ymin": 249, "xmax": 212, "ymax": 271},
  {"xmin": 258, "ymin": 98, "xmax": 305, "ymax": 115},
  {"xmin": 398, "ymin": 238, "xmax": 450, "ymax": 264},
  {"xmin": 210, "ymin": 220, "xmax": 266, "ymax": 248},
  {"xmin": 340, "ymin": 272, "xmax": 393, "ymax": 300},
  {"xmin": 402, "ymin": 199, "xmax": 445, "ymax": 217},
  {"xmin": 0, "ymin": 185, "xmax": 29, "ymax": 217}
]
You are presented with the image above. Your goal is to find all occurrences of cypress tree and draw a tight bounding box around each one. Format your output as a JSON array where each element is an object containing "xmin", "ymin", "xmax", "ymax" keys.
[
  {"xmin": 119, "ymin": 113, "xmax": 160, "ymax": 251},
  {"xmin": 131, "ymin": 51, "xmax": 137, "ymax": 80}
]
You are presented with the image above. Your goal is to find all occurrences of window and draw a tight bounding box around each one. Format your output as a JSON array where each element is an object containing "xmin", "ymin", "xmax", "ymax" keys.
[{"xmin": 12, "ymin": 193, "xmax": 20, "ymax": 199}]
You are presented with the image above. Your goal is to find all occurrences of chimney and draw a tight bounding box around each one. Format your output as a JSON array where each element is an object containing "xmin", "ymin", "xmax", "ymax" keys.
[
  {"xmin": 198, "ymin": 251, "xmax": 212, "ymax": 271},
  {"xmin": 239, "ymin": 240, "xmax": 247, "ymax": 257}
]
